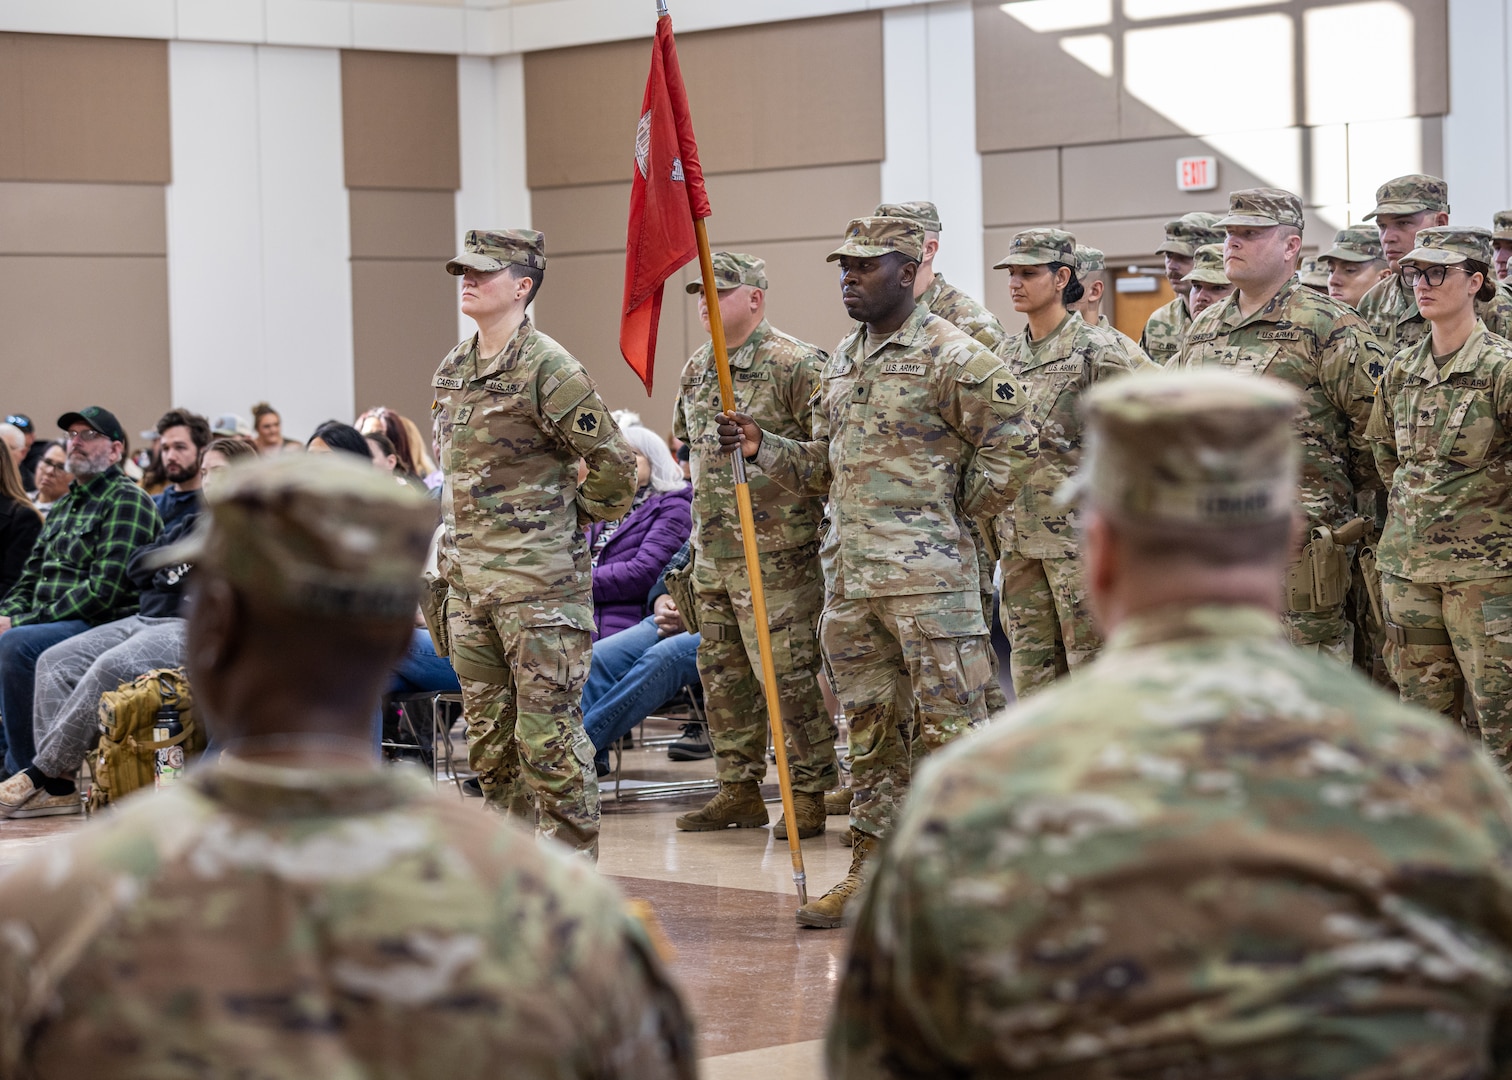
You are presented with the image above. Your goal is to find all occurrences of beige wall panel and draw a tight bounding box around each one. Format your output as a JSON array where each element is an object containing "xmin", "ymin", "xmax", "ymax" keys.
[
  {"xmin": 982, "ymin": 149, "xmax": 1061, "ymax": 228},
  {"xmin": 525, "ymin": 13, "xmax": 884, "ymax": 189},
  {"xmin": 530, "ymin": 251, "xmax": 686, "ymax": 435},
  {"xmin": 1061, "ymin": 137, "xmax": 1274, "ymax": 223},
  {"xmin": 0, "ymin": 34, "xmax": 169, "ymax": 183},
  {"xmin": 975, "ymin": 6, "xmax": 1119, "ymax": 153},
  {"xmin": 342, "ymin": 50, "xmax": 460, "ymax": 191},
  {"xmin": 0, "ymin": 255, "xmax": 169, "ymax": 443},
  {"xmin": 350, "ymin": 189, "xmax": 456, "ymax": 259},
  {"xmin": 0, "ymin": 182, "xmax": 165, "ymax": 256},
  {"xmin": 352, "ymin": 260, "xmax": 460, "ymax": 428},
  {"xmin": 1408, "ymin": 0, "xmax": 1450, "ymax": 116},
  {"xmin": 532, "ymin": 182, "xmax": 630, "ymax": 257}
]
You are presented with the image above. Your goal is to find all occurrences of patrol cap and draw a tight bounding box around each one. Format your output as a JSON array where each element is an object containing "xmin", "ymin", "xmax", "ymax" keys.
[
  {"xmin": 57, "ymin": 405, "xmax": 125, "ymax": 444},
  {"xmin": 1216, "ymin": 188, "xmax": 1305, "ymax": 230},
  {"xmin": 1363, "ymin": 174, "xmax": 1449, "ymax": 221},
  {"xmin": 827, "ymin": 217, "xmax": 924, "ymax": 263},
  {"xmin": 1065, "ymin": 370, "xmax": 1300, "ymax": 527},
  {"xmin": 1493, "ymin": 211, "xmax": 1512, "ymax": 241},
  {"xmin": 1299, "ymin": 256, "xmax": 1329, "ymax": 288},
  {"xmin": 145, "ymin": 453, "xmax": 436, "ymax": 619},
  {"xmin": 1181, "ymin": 244, "xmax": 1230, "ymax": 286},
  {"xmin": 446, "ymin": 229, "xmax": 548, "ymax": 275},
  {"xmin": 872, "ymin": 201, "xmax": 942, "ymax": 233},
  {"xmin": 4, "ymin": 414, "xmax": 32, "ymax": 435},
  {"xmin": 684, "ymin": 251, "xmax": 768, "ymax": 294},
  {"xmin": 1399, "ymin": 226, "xmax": 1493, "ymax": 268},
  {"xmin": 993, "ymin": 228, "xmax": 1077, "ymax": 268},
  {"xmin": 1155, "ymin": 212, "xmax": 1223, "ymax": 257},
  {"xmin": 1074, "ymin": 245, "xmax": 1106, "ymax": 274},
  {"xmin": 1320, "ymin": 224, "xmax": 1383, "ymax": 263}
]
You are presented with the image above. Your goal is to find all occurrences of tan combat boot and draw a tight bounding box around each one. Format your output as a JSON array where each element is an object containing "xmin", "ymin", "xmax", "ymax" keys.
[
  {"xmin": 795, "ymin": 831, "xmax": 878, "ymax": 929},
  {"xmin": 823, "ymin": 788, "xmax": 853, "ymax": 816},
  {"xmin": 771, "ymin": 792, "xmax": 826, "ymax": 840},
  {"xmin": 674, "ymin": 781, "xmax": 769, "ymax": 832}
]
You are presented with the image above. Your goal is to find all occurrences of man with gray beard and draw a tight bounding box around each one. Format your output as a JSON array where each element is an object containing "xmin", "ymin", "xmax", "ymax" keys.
[{"xmin": 0, "ymin": 406, "xmax": 161, "ymax": 777}]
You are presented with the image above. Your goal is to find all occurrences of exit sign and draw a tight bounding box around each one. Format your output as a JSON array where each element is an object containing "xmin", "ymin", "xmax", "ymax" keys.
[{"xmin": 1177, "ymin": 156, "xmax": 1217, "ymax": 191}]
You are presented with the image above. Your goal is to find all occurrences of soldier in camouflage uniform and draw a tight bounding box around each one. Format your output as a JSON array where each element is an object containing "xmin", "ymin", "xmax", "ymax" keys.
[
  {"xmin": 0, "ymin": 453, "xmax": 695, "ymax": 1079},
  {"xmin": 668, "ymin": 251, "xmax": 836, "ymax": 839},
  {"xmin": 875, "ymin": 200, "xmax": 1011, "ymax": 721},
  {"xmin": 1298, "ymin": 254, "xmax": 1329, "ymax": 293},
  {"xmin": 1139, "ymin": 211, "xmax": 1223, "ymax": 364},
  {"xmin": 1494, "ymin": 211, "xmax": 1512, "ymax": 282},
  {"xmin": 1321, "ymin": 223, "xmax": 1391, "ymax": 310},
  {"xmin": 1359, "ymin": 174, "xmax": 1512, "ymax": 351},
  {"xmin": 1174, "ymin": 188, "xmax": 1385, "ymax": 663},
  {"xmin": 1069, "ymin": 245, "xmax": 1143, "ymax": 352},
  {"xmin": 1367, "ymin": 227, "xmax": 1512, "ymax": 770},
  {"xmin": 993, "ymin": 229, "xmax": 1155, "ymax": 698},
  {"xmin": 434, "ymin": 229, "xmax": 636, "ymax": 858},
  {"xmin": 718, "ymin": 216, "xmax": 1036, "ymax": 929},
  {"xmin": 1182, "ymin": 242, "xmax": 1234, "ymax": 318},
  {"xmin": 830, "ymin": 370, "xmax": 1512, "ymax": 1080}
]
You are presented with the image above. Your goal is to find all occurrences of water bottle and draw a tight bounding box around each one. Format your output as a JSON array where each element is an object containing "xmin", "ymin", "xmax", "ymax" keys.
[{"xmin": 154, "ymin": 705, "xmax": 185, "ymax": 789}]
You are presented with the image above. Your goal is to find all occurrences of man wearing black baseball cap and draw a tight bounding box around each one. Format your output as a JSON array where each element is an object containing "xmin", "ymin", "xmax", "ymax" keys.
[
  {"xmin": 0, "ymin": 405, "xmax": 161, "ymax": 780},
  {"xmin": 4, "ymin": 416, "xmax": 43, "ymax": 492}
]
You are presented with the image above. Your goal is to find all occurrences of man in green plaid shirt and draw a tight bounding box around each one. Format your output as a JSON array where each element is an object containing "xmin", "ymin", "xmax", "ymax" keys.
[{"xmin": 0, "ymin": 406, "xmax": 161, "ymax": 777}]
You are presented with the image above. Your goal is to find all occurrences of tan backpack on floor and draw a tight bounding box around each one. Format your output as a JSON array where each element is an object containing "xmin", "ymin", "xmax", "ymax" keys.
[{"xmin": 88, "ymin": 668, "xmax": 205, "ymax": 813}]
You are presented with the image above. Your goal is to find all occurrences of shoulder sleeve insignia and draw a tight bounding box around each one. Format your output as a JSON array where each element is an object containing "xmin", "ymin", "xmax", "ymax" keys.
[{"xmin": 991, "ymin": 377, "xmax": 1018, "ymax": 405}]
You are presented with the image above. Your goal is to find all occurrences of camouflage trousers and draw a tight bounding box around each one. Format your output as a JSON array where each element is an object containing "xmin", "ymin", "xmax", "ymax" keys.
[
  {"xmin": 1382, "ymin": 573, "xmax": 1512, "ymax": 770},
  {"xmin": 818, "ymin": 592, "xmax": 992, "ymax": 839},
  {"xmin": 1000, "ymin": 552, "xmax": 1099, "ymax": 700},
  {"xmin": 447, "ymin": 596, "xmax": 600, "ymax": 857},
  {"xmin": 692, "ymin": 542, "xmax": 837, "ymax": 793}
]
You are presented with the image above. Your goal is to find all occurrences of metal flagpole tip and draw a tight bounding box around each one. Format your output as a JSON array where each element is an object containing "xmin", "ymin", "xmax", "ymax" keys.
[{"xmin": 656, "ymin": 0, "xmax": 668, "ymax": 14}]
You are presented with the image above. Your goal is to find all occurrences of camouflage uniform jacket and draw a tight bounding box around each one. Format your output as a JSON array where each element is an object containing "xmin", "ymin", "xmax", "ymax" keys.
[
  {"xmin": 433, "ymin": 318, "xmax": 635, "ymax": 624},
  {"xmin": 1367, "ymin": 319, "xmax": 1512, "ymax": 582},
  {"xmin": 997, "ymin": 312, "xmax": 1157, "ymax": 559},
  {"xmin": 0, "ymin": 759, "xmax": 695, "ymax": 1079},
  {"xmin": 672, "ymin": 319, "xmax": 824, "ymax": 561},
  {"xmin": 1139, "ymin": 294, "xmax": 1190, "ymax": 366},
  {"xmin": 921, "ymin": 273, "xmax": 1009, "ymax": 353},
  {"xmin": 1097, "ymin": 313, "xmax": 1144, "ymax": 356},
  {"xmin": 829, "ymin": 602, "xmax": 1512, "ymax": 1079},
  {"xmin": 1174, "ymin": 278, "xmax": 1385, "ymax": 527},
  {"xmin": 1359, "ymin": 271, "xmax": 1512, "ymax": 354},
  {"xmin": 753, "ymin": 302, "xmax": 1036, "ymax": 599}
]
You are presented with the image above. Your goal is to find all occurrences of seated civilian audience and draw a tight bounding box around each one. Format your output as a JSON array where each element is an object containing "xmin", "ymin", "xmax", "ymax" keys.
[
  {"xmin": 0, "ymin": 438, "xmax": 256, "ymax": 818},
  {"xmin": 583, "ymin": 541, "xmax": 701, "ymax": 776},
  {"xmin": 211, "ymin": 413, "xmax": 254, "ymax": 442},
  {"xmin": 356, "ymin": 406, "xmax": 434, "ymax": 481},
  {"xmin": 307, "ymin": 420, "xmax": 371, "ymax": 458},
  {"xmin": 27, "ymin": 443, "xmax": 70, "ymax": 517},
  {"xmin": 588, "ymin": 419, "xmax": 691, "ymax": 640},
  {"xmin": 0, "ymin": 407, "xmax": 161, "ymax": 776},
  {"xmin": 150, "ymin": 409, "xmax": 212, "ymax": 531},
  {"xmin": 0, "ymin": 450, "xmax": 42, "ymax": 599},
  {"xmin": 363, "ymin": 430, "xmax": 428, "ymax": 495},
  {"xmin": 251, "ymin": 401, "xmax": 301, "ymax": 455},
  {"xmin": 0, "ymin": 452, "xmax": 695, "ymax": 1078},
  {"xmin": 0, "ymin": 426, "xmax": 24, "ymax": 485},
  {"xmin": 5, "ymin": 416, "xmax": 43, "ymax": 492}
]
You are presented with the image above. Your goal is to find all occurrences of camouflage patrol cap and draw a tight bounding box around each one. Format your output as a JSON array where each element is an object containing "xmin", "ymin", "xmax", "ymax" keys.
[
  {"xmin": 1074, "ymin": 245, "xmax": 1106, "ymax": 274},
  {"xmin": 685, "ymin": 251, "xmax": 768, "ymax": 294},
  {"xmin": 1155, "ymin": 212, "xmax": 1223, "ymax": 256},
  {"xmin": 1363, "ymin": 174, "xmax": 1449, "ymax": 220},
  {"xmin": 1494, "ymin": 211, "xmax": 1512, "ymax": 241},
  {"xmin": 1181, "ymin": 244, "xmax": 1230, "ymax": 286},
  {"xmin": 145, "ymin": 453, "xmax": 436, "ymax": 619},
  {"xmin": 993, "ymin": 228, "xmax": 1077, "ymax": 268},
  {"xmin": 446, "ymin": 229, "xmax": 547, "ymax": 275},
  {"xmin": 1216, "ymin": 188, "xmax": 1305, "ymax": 230},
  {"xmin": 1066, "ymin": 370, "xmax": 1300, "ymax": 527},
  {"xmin": 1299, "ymin": 256, "xmax": 1329, "ymax": 288},
  {"xmin": 827, "ymin": 217, "xmax": 924, "ymax": 263},
  {"xmin": 1321, "ymin": 224, "xmax": 1384, "ymax": 263},
  {"xmin": 1400, "ymin": 225, "xmax": 1493, "ymax": 268},
  {"xmin": 872, "ymin": 201, "xmax": 942, "ymax": 233}
]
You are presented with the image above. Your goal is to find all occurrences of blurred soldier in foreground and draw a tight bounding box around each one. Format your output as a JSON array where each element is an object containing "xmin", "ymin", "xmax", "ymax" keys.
[
  {"xmin": 718, "ymin": 217, "xmax": 1035, "ymax": 928},
  {"xmin": 1139, "ymin": 211, "xmax": 1223, "ymax": 364},
  {"xmin": 0, "ymin": 454, "xmax": 694, "ymax": 1079},
  {"xmin": 829, "ymin": 370, "xmax": 1512, "ymax": 1079},
  {"xmin": 1321, "ymin": 223, "xmax": 1391, "ymax": 310}
]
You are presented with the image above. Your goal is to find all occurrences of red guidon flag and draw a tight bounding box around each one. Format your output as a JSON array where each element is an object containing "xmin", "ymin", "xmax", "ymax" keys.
[{"xmin": 619, "ymin": 13, "xmax": 711, "ymax": 395}]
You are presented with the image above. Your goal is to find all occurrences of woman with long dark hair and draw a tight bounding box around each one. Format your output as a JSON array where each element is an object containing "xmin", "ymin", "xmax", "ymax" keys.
[{"xmin": 0, "ymin": 448, "xmax": 42, "ymax": 598}]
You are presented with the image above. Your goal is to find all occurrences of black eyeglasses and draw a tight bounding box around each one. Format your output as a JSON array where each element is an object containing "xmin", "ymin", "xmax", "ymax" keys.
[{"xmin": 1401, "ymin": 264, "xmax": 1471, "ymax": 288}]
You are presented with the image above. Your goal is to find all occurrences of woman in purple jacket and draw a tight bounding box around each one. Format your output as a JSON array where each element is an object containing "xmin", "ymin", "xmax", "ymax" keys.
[{"xmin": 588, "ymin": 420, "xmax": 692, "ymax": 640}]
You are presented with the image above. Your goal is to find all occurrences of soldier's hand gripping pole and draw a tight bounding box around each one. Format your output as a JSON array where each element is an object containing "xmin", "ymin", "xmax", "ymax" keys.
[{"xmin": 694, "ymin": 217, "xmax": 808, "ymax": 906}]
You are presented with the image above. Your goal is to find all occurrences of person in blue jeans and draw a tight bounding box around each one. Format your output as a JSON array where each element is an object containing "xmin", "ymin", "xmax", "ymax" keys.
[
  {"xmin": 375, "ymin": 627, "xmax": 462, "ymax": 751},
  {"xmin": 583, "ymin": 542, "xmax": 701, "ymax": 776}
]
